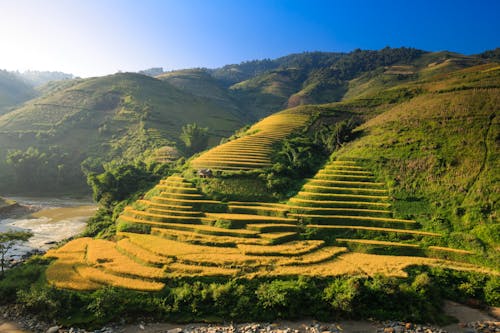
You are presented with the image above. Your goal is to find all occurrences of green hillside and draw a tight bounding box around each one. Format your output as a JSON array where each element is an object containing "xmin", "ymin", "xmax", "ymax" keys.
[
  {"xmin": 0, "ymin": 48, "xmax": 497, "ymax": 199},
  {"xmin": 1, "ymin": 52, "xmax": 499, "ymax": 327},
  {"xmin": 0, "ymin": 72, "xmax": 246, "ymax": 193},
  {"xmin": 0, "ymin": 70, "xmax": 36, "ymax": 115}
]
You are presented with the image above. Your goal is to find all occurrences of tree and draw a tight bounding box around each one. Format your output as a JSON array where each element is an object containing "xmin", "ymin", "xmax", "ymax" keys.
[
  {"xmin": 0, "ymin": 230, "xmax": 33, "ymax": 276},
  {"xmin": 180, "ymin": 123, "xmax": 209, "ymax": 155}
]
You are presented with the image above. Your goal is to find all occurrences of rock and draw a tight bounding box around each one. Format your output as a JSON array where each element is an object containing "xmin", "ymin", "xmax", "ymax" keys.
[
  {"xmin": 383, "ymin": 328, "xmax": 394, "ymax": 333},
  {"xmin": 47, "ymin": 326, "xmax": 60, "ymax": 333},
  {"xmin": 168, "ymin": 329, "xmax": 183, "ymax": 333}
]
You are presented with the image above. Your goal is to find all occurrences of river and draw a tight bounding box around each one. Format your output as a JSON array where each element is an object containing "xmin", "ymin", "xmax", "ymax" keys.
[{"xmin": 0, "ymin": 197, "xmax": 97, "ymax": 261}]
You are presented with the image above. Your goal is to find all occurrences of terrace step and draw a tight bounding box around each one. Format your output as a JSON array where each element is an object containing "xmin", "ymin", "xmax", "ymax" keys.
[
  {"xmin": 302, "ymin": 184, "xmax": 388, "ymax": 195},
  {"xmin": 237, "ymin": 240, "xmax": 325, "ymax": 256},
  {"xmin": 158, "ymin": 192, "xmax": 205, "ymax": 199},
  {"xmin": 151, "ymin": 196, "xmax": 223, "ymax": 206},
  {"xmin": 138, "ymin": 200, "xmax": 193, "ymax": 211},
  {"xmin": 288, "ymin": 197, "xmax": 391, "ymax": 209},
  {"xmin": 314, "ymin": 174, "xmax": 375, "ymax": 182},
  {"xmin": 289, "ymin": 214, "xmax": 417, "ymax": 229},
  {"xmin": 228, "ymin": 204, "xmax": 289, "ymax": 217},
  {"xmin": 306, "ymin": 224, "xmax": 441, "ymax": 237},
  {"xmin": 323, "ymin": 165, "xmax": 365, "ymax": 170},
  {"xmin": 295, "ymin": 191, "xmax": 389, "ymax": 202},
  {"xmin": 122, "ymin": 209, "xmax": 203, "ymax": 224},
  {"xmin": 247, "ymin": 223, "xmax": 301, "ymax": 233},
  {"xmin": 305, "ymin": 179, "xmax": 386, "ymax": 188},
  {"xmin": 204, "ymin": 213, "xmax": 297, "ymax": 228},
  {"xmin": 150, "ymin": 227, "xmax": 268, "ymax": 247},
  {"xmin": 156, "ymin": 185, "xmax": 200, "ymax": 193},
  {"xmin": 335, "ymin": 238, "xmax": 420, "ymax": 248},
  {"xmin": 259, "ymin": 232, "xmax": 299, "ymax": 244},
  {"xmin": 147, "ymin": 208, "xmax": 203, "ymax": 217},
  {"xmin": 316, "ymin": 170, "xmax": 374, "ymax": 175},
  {"xmin": 287, "ymin": 205, "xmax": 392, "ymax": 217},
  {"xmin": 192, "ymin": 156, "xmax": 271, "ymax": 163},
  {"xmin": 123, "ymin": 218, "xmax": 260, "ymax": 238}
]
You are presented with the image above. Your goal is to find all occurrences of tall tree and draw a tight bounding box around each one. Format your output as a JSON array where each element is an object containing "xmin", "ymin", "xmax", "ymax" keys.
[{"xmin": 180, "ymin": 123, "xmax": 209, "ymax": 155}]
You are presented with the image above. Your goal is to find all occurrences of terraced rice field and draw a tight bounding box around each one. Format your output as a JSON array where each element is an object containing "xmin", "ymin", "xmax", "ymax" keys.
[
  {"xmin": 190, "ymin": 108, "xmax": 313, "ymax": 171},
  {"xmin": 46, "ymin": 163, "xmax": 487, "ymax": 291}
]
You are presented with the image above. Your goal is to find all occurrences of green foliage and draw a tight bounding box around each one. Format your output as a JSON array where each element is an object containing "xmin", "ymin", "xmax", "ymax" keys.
[
  {"xmin": 180, "ymin": 123, "xmax": 209, "ymax": 155},
  {"xmin": 5, "ymin": 146, "xmax": 85, "ymax": 192},
  {"xmin": 323, "ymin": 276, "xmax": 361, "ymax": 314},
  {"xmin": 0, "ymin": 256, "xmax": 48, "ymax": 303},
  {"xmin": 0, "ymin": 230, "xmax": 33, "ymax": 275},
  {"xmin": 7, "ymin": 267, "xmax": 498, "ymax": 326},
  {"xmin": 83, "ymin": 160, "xmax": 169, "ymax": 237},
  {"xmin": 86, "ymin": 160, "xmax": 169, "ymax": 206},
  {"xmin": 314, "ymin": 117, "xmax": 360, "ymax": 153}
]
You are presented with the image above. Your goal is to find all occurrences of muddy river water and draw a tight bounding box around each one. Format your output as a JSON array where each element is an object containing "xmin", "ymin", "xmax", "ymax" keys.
[{"xmin": 0, "ymin": 197, "xmax": 96, "ymax": 260}]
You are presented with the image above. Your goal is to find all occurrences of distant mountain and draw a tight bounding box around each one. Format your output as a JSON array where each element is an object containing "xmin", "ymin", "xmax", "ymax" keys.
[
  {"xmin": 0, "ymin": 47, "xmax": 497, "ymax": 194},
  {"xmin": 0, "ymin": 72, "xmax": 246, "ymax": 193},
  {"xmin": 16, "ymin": 70, "xmax": 75, "ymax": 87},
  {"xmin": 138, "ymin": 67, "xmax": 164, "ymax": 77},
  {"xmin": 0, "ymin": 70, "xmax": 36, "ymax": 115}
]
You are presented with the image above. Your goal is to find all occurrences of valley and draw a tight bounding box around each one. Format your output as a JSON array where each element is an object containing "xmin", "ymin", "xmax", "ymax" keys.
[{"xmin": 0, "ymin": 47, "xmax": 498, "ymax": 327}]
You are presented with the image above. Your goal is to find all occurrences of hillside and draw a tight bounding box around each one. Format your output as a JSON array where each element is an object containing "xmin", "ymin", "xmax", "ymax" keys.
[
  {"xmin": 0, "ymin": 72, "xmax": 246, "ymax": 193},
  {"xmin": 0, "ymin": 50, "xmax": 498, "ymax": 327},
  {"xmin": 1, "ymin": 48, "xmax": 497, "ymax": 195},
  {"xmin": 0, "ymin": 70, "xmax": 36, "ymax": 115},
  {"xmin": 45, "ymin": 63, "xmax": 500, "ymax": 292}
]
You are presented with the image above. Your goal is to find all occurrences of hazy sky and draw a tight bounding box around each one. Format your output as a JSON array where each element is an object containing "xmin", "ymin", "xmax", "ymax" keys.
[{"xmin": 0, "ymin": 0, "xmax": 499, "ymax": 77}]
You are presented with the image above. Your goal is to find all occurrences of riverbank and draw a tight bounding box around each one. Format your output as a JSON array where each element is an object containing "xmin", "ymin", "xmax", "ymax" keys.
[
  {"xmin": 0, "ymin": 301, "xmax": 498, "ymax": 333},
  {"xmin": 0, "ymin": 197, "xmax": 96, "ymax": 262}
]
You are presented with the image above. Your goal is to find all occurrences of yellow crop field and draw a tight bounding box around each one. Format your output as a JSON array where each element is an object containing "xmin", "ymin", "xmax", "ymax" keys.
[
  {"xmin": 428, "ymin": 246, "xmax": 474, "ymax": 254},
  {"xmin": 290, "ymin": 213, "xmax": 416, "ymax": 224},
  {"xmin": 116, "ymin": 238, "xmax": 171, "ymax": 265},
  {"xmin": 307, "ymin": 224, "xmax": 441, "ymax": 236},
  {"xmin": 237, "ymin": 240, "xmax": 324, "ymax": 256},
  {"xmin": 76, "ymin": 266, "xmax": 165, "ymax": 292},
  {"xmin": 335, "ymin": 238, "xmax": 420, "ymax": 248},
  {"xmin": 45, "ymin": 160, "xmax": 491, "ymax": 290},
  {"xmin": 45, "ymin": 237, "xmax": 91, "ymax": 257},
  {"xmin": 46, "ymin": 262, "xmax": 102, "ymax": 291},
  {"xmin": 85, "ymin": 239, "xmax": 166, "ymax": 279},
  {"xmin": 263, "ymin": 252, "xmax": 445, "ymax": 278},
  {"xmin": 151, "ymin": 227, "xmax": 269, "ymax": 245},
  {"xmin": 279, "ymin": 246, "xmax": 348, "ymax": 266},
  {"xmin": 138, "ymin": 200, "xmax": 193, "ymax": 210},
  {"xmin": 290, "ymin": 197, "xmax": 392, "ymax": 206},
  {"xmin": 122, "ymin": 232, "xmax": 242, "ymax": 257},
  {"xmin": 205, "ymin": 213, "xmax": 296, "ymax": 223},
  {"xmin": 259, "ymin": 232, "xmax": 297, "ymax": 240},
  {"xmin": 166, "ymin": 263, "xmax": 239, "ymax": 277},
  {"xmin": 296, "ymin": 191, "xmax": 389, "ymax": 201}
]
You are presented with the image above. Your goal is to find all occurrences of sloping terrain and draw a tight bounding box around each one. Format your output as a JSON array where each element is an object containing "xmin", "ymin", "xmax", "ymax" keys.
[
  {"xmin": 0, "ymin": 70, "xmax": 36, "ymax": 115},
  {"xmin": 46, "ymin": 165, "xmax": 491, "ymax": 291},
  {"xmin": 190, "ymin": 106, "xmax": 314, "ymax": 171},
  {"xmin": 44, "ymin": 59, "xmax": 500, "ymax": 291},
  {"xmin": 0, "ymin": 72, "xmax": 246, "ymax": 192}
]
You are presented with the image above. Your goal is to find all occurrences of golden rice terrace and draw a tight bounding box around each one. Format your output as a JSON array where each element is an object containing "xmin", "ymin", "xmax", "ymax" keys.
[{"xmin": 45, "ymin": 160, "xmax": 490, "ymax": 291}]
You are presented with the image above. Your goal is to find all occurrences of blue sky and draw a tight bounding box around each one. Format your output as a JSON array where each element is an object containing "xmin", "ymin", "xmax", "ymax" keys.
[{"xmin": 0, "ymin": 0, "xmax": 498, "ymax": 77}]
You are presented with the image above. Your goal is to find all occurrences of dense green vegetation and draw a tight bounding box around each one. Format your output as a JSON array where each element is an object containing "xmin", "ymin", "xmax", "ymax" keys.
[
  {"xmin": 0, "ymin": 70, "xmax": 36, "ymax": 115},
  {"xmin": 0, "ymin": 257, "xmax": 498, "ymax": 327},
  {"xmin": 0, "ymin": 47, "xmax": 495, "ymax": 195},
  {"xmin": 0, "ymin": 47, "xmax": 499, "ymax": 325}
]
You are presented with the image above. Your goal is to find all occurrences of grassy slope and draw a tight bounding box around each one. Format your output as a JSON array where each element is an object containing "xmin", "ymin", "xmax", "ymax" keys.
[
  {"xmin": 0, "ymin": 72, "xmax": 246, "ymax": 192},
  {"xmin": 333, "ymin": 64, "xmax": 499, "ymax": 264},
  {"xmin": 0, "ymin": 70, "xmax": 36, "ymax": 115}
]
